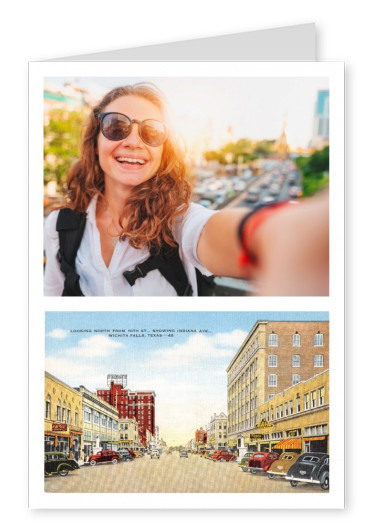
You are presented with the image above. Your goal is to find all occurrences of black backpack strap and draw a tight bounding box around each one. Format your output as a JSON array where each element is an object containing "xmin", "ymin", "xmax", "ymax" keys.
[
  {"xmin": 56, "ymin": 209, "xmax": 86, "ymax": 296},
  {"xmin": 123, "ymin": 245, "xmax": 193, "ymax": 296},
  {"xmin": 195, "ymin": 269, "xmax": 216, "ymax": 296}
]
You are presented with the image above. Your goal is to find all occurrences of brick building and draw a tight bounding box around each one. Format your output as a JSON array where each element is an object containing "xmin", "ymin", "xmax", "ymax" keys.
[
  {"xmin": 97, "ymin": 377, "xmax": 156, "ymax": 447},
  {"xmin": 226, "ymin": 320, "xmax": 329, "ymax": 451}
]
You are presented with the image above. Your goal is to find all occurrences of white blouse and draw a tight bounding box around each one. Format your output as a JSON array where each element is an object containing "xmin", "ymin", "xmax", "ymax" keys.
[{"xmin": 43, "ymin": 197, "xmax": 216, "ymax": 296}]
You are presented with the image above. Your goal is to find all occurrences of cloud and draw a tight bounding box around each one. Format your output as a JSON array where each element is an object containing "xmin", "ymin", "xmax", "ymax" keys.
[
  {"xmin": 136, "ymin": 329, "xmax": 248, "ymax": 369},
  {"xmin": 65, "ymin": 335, "xmax": 124, "ymax": 358},
  {"xmin": 47, "ymin": 328, "xmax": 69, "ymax": 339}
]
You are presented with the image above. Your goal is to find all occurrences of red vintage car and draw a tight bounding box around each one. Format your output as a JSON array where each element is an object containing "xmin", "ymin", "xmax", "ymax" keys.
[
  {"xmin": 87, "ymin": 450, "xmax": 121, "ymax": 465},
  {"xmin": 210, "ymin": 450, "xmax": 235, "ymax": 462},
  {"xmin": 246, "ymin": 452, "xmax": 280, "ymax": 474}
]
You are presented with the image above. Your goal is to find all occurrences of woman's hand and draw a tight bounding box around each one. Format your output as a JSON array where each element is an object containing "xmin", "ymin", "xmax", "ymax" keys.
[{"xmin": 197, "ymin": 190, "xmax": 329, "ymax": 296}]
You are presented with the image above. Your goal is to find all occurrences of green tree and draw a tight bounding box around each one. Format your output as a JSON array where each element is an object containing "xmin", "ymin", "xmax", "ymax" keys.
[
  {"xmin": 44, "ymin": 107, "xmax": 89, "ymax": 191},
  {"xmin": 295, "ymin": 145, "xmax": 329, "ymax": 197}
]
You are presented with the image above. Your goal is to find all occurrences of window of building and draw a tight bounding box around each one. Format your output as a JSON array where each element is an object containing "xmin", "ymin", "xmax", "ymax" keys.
[
  {"xmin": 45, "ymin": 395, "xmax": 51, "ymax": 419},
  {"xmin": 268, "ymin": 333, "xmax": 278, "ymax": 347},
  {"xmin": 108, "ymin": 418, "xmax": 112, "ymax": 429},
  {"xmin": 56, "ymin": 402, "xmax": 61, "ymax": 421},
  {"xmin": 314, "ymin": 332, "xmax": 324, "ymax": 346},
  {"xmin": 268, "ymin": 374, "xmax": 277, "ymax": 387},
  {"xmin": 113, "ymin": 421, "xmax": 118, "ymax": 431},
  {"xmin": 292, "ymin": 355, "xmax": 300, "ymax": 367},
  {"xmin": 296, "ymin": 396, "xmax": 301, "ymax": 412},
  {"xmin": 289, "ymin": 400, "xmax": 293, "ymax": 415},
  {"xmin": 314, "ymin": 354, "xmax": 324, "ymax": 367},
  {"xmin": 93, "ymin": 411, "xmax": 99, "ymax": 424},
  {"xmin": 293, "ymin": 333, "xmax": 301, "ymax": 347},
  {"xmin": 292, "ymin": 374, "xmax": 300, "ymax": 385},
  {"xmin": 304, "ymin": 393, "xmax": 310, "ymax": 410},
  {"xmin": 84, "ymin": 408, "xmax": 91, "ymax": 422},
  {"xmin": 74, "ymin": 411, "xmax": 78, "ymax": 427},
  {"xmin": 270, "ymin": 407, "xmax": 274, "ymax": 420},
  {"xmin": 318, "ymin": 387, "xmax": 325, "ymax": 406},
  {"xmin": 67, "ymin": 408, "xmax": 71, "ymax": 425},
  {"xmin": 268, "ymin": 355, "xmax": 278, "ymax": 367},
  {"xmin": 311, "ymin": 390, "xmax": 317, "ymax": 408},
  {"xmin": 284, "ymin": 402, "xmax": 288, "ymax": 416},
  {"xmin": 101, "ymin": 415, "xmax": 106, "ymax": 427},
  {"xmin": 62, "ymin": 407, "xmax": 66, "ymax": 422}
]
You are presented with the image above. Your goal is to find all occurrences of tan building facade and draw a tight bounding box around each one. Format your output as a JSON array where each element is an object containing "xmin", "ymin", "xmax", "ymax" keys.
[
  {"xmin": 75, "ymin": 385, "xmax": 119, "ymax": 457},
  {"xmin": 44, "ymin": 372, "xmax": 83, "ymax": 460},
  {"xmin": 207, "ymin": 412, "xmax": 228, "ymax": 450},
  {"xmin": 227, "ymin": 321, "xmax": 329, "ymax": 450},
  {"xmin": 247, "ymin": 370, "xmax": 329, "ymax": 453},
  {"xmin": 118, "ymin": 417, "xmax": 140, "ymax": 450}
]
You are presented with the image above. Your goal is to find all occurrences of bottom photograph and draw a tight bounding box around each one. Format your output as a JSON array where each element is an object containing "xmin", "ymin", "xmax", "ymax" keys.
[{"xmin": 44, "ymin": 311, "xmax": 330, "ymax": 494}]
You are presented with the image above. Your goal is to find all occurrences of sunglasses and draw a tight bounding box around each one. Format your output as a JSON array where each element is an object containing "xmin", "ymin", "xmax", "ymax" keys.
[{"xmin": 98, "ymin": 112, "xmax": 167, "ymax": 147}]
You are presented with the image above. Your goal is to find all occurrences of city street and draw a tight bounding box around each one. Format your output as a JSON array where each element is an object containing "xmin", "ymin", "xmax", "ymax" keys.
[{"xmin": 44, "ymin": 452, "xmax": 328, "ymax": 493}]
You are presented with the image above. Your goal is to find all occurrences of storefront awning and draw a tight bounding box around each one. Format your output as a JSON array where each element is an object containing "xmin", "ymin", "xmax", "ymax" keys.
[
  {"xmin": 273, "ymin": 438, "xmax": 302, "ymax": 450},
  {"xmin": 304, "ymin": 437, "xmax": 326, "ymax": 441}
]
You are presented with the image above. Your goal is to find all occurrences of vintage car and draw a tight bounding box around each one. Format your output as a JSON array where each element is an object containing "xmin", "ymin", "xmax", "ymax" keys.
[
  {"xmin": 285, "ymin": 452, "xmax": 329, "ymax": 490},
  {"xmin": 179, "ymin": 450, "xmax": 189, "ymax": 458},
  {"xmin": 44, "ymin": 452, "xmax": 80, "ymax": 477},
  {"xmin": 205, "ymin": 450, "xmax": 215, "ymax": 459},
  {"xmin": 210, "ymin": 450, "xmax": 235, "ymax": 462},
  {"xmin": 238, "ymin": 452, "xmax": 255, "ymax": 471},
  {"xmin": 87, "ymin": 450, "xmax": 121, "ymax": 465},
  {"xmin": 116, "ymin": 449, "xmax": 134, "ymax": 462},
  {"xmin": 150, "ymin": 450, "xmax": 160, "ymax": 459},
  {"xmin": 246, "ymin": 452, "xmax": 280, "ymax": 474},
  {"xmin": 267, "ymin": 452, "xmax": 300, "ymax": 479}
]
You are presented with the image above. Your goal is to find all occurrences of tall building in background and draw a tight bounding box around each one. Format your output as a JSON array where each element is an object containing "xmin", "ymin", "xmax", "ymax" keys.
[
  {"xmin": 311, "ymin": 90, "xmax": 329, "ymax": 149},
  {"xmin": 97, "ymin": 375, "xmax": 156, "ymax": 447}
]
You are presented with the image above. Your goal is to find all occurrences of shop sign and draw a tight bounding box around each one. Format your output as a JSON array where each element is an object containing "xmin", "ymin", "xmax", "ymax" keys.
[
  {"xmin": 52, "ymin": 423, "xmax": 67, "ymax": 432},
  {"xmin": 288, "ymin": 430, "xmax": 298, "ymax": 436},
  {"xmin": 255, "ymin": 419, "xmax": 272, "ymax": 429},
  {"xmin": 250, "ymin": 434, "xmax": 263, "ymax": 440}
]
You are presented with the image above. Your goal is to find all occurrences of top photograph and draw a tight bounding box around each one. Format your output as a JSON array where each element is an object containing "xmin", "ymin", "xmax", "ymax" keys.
[{"xmin": 43, "ymin": 75, "xmax": 330, "ymax": 297}]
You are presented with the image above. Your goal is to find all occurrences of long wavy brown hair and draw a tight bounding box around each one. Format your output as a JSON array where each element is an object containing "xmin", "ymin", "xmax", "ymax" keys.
[{"xmin": 63, "ymin": 83, "xmax": 192, "ymax": 250}]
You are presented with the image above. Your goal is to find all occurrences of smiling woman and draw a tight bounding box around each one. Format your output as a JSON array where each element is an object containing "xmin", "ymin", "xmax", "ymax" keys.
[{"xmin": 43, "ymin": 82, "xmax": 329, "ymax": 297}]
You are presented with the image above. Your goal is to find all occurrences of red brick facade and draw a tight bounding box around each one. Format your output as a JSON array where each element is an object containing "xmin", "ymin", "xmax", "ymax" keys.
[{"xmin": 97, "ymin": 382, "xmax": 156, "ymax": 444}]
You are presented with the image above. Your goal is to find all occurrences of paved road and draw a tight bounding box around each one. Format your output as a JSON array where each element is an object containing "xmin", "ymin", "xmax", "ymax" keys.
[{"xmin": 44, "ymin": 452, "xmax": 328, "ymax": 493}]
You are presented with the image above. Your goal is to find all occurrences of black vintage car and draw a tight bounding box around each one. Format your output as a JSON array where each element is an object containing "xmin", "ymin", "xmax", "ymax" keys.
[
  {"xmin": 285, "ymin": 452, "xmax": 329, "ymax": 490},
  {"xmin": 44, "ymin": 452, "xmax": 80, "ymax": 477}
]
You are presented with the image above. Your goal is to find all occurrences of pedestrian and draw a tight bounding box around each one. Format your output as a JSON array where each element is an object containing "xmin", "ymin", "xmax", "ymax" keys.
[{"xmin": 44, "ymin": 82, "xmax": 329, "ymax": 296}]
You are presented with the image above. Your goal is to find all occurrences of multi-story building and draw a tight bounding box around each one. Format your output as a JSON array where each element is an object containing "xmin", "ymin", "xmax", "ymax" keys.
[
  {"xmin": 226, "ymin": 320, "xmax": 329, "ymax": 451},
  {"xmin": 195, "ymin": 427, "xmax": 207, "ymax": 450},
  {"xmin": 311, "ymin": 90, "xmax": 329, "ymax": 149},
  {"xmin": 44, "ymin": 372, "xmax": 83, "ymax": 460},
  {"xmin": 207, "ymin": 412, "xmax": 228, "ymax": 450},
  {"xmin": 75, "ymin": 385, "xmax": 119, "ymax": 457},
  {"xmin": 255, "ymin": 369, "xmax": 329, "ymax": 454},
  {"xmin": 97, "ymin": 376, "xmax": 156, "ymax": 447},
  {"xmin": 118, "ymin": 417, "xmax": 140, "ymax": 450}
]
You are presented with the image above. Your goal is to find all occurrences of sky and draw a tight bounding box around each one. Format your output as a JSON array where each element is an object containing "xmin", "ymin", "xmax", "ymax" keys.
[
  {"xmin": 45, "ymin": 76, "xmax": 328, "ymax": 152},
  {"xmin": 45, "ymin": 311, "xmax": 329, "ymax": 446}
]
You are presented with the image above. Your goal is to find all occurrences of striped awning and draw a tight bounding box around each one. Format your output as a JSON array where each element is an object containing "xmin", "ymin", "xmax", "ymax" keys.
[{"xmin": 273, "ymin": 438, "xmax": 302, "ymax": 450}]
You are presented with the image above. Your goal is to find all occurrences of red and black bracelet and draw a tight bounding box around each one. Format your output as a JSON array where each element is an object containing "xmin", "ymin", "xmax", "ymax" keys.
[{"xmin": 237, "ymin": 201, "xmax": 293, "ymax": 268}]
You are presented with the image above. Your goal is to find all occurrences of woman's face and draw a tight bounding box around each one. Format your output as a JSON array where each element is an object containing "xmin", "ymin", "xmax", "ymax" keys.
[{"xmin": 97, "ymin": 95, "xmax": 164, "ymax": 194}]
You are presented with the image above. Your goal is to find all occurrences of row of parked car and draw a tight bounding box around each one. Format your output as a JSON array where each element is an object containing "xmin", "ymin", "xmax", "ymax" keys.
[
  {"xmin": 44, "ymin": 448, "xmax": 145, "ymax": 477},
  {"xmin": 238, "ymin": 451, "xmax": 329, "ymax": 490}
]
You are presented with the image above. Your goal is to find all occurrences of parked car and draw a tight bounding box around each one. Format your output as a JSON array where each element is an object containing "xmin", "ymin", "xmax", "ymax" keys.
[
  {"xmin": 150, "ymin": 450, "xmax": 160, "ymax": 459},
  {"xmin": 285, "ymin": 452, "xmax": 329, "ymax": 490},
  {"xmin": 117, "ymin": 449, "xmax": 134, "ymax": 462},
  {"xmin": 87, "ymin": 450, "xmax": 121, "ymax": 465},
  {"xmin": 238, "ymin": 452, "xmax": 255, "ymax": 471},
  {"xmin": 210, "ymin": 450, "xmax": 235, "ymax": 462},
  {"xmin": 45, "ymin": 452, "xmax": 80, "ymax": 477},
  {"xmin": 205, "ymin": 450, "xmax": 215, "ymax": 459},
  {"xmin": 125, "ymin": 448, "xmax": 136, "ymax": 459},
  {"xmin": 179, "ymin": 450, "xmax": 188, "ymax": 458},
  {"xmin": 267, "ymin": 452, "xmax": 300, "ymax": 479},
  {"xmin": 246, "ymin": 452, "xmax": 280, "ymax": 474}
]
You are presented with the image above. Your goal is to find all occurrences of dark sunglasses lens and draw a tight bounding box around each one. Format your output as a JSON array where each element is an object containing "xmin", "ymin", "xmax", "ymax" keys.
[
  {"xmin": 101, "ymin": 113, "xmax": 131, "ymax": 141},
  {"xmin": 141, "ymin": 120, "xmax": 167, "ymax": 146}
]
